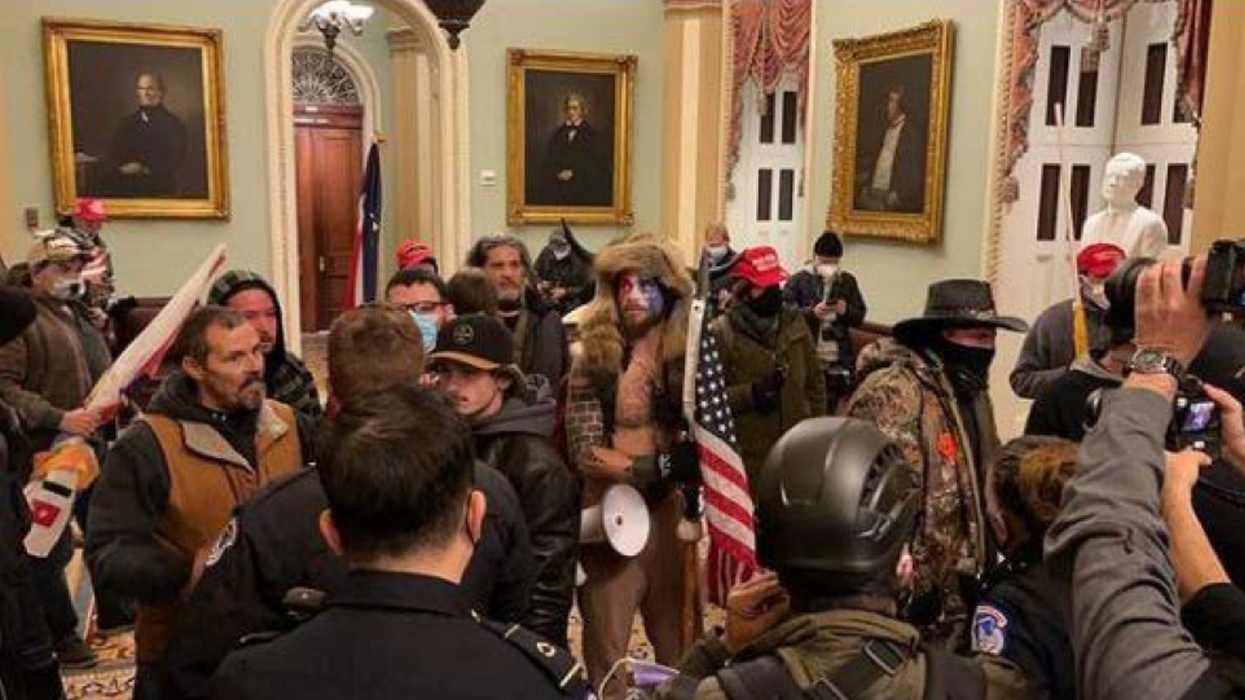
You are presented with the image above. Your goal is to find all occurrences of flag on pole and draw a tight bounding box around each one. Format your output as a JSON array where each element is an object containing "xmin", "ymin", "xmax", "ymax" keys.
[
  {"xmin": 344, "ymin": 142, "xmax": 383, "ymax": 309},
  {"xmin": 86, "ymin": 243, "xmax": 227, "ymax": 419},
  {"xmin": 684, "ymin": 295, "xmax": 759, "ymax": 606}
]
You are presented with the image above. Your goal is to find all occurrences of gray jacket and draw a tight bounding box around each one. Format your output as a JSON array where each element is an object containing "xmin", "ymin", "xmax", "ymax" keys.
[
  {"xmin": 1045, "ymin": 388, "xmax": 1236, "ymax": 699},
  {"xmin": 1009, "ymin": 298, "xmax": 1109, "ymax": 400}
]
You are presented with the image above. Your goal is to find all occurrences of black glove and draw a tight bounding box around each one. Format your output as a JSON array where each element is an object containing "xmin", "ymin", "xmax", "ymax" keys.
[
  {"xmin": 751, "ymin": 368, "xmax": 786, "ymax": 415},
  {"xmin": 659, "ymin": 440, "xmax": 700, "ymax": 484}
]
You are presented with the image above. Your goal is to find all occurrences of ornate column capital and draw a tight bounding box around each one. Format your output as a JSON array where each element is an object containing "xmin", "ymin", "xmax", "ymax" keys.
[
  {"xmin": 663, "ymin": 0, "xmax": 722, "ymax": 18},
  {"xmin": 386, "ymin": 26, "xmax": 423, "ymax": 52}
]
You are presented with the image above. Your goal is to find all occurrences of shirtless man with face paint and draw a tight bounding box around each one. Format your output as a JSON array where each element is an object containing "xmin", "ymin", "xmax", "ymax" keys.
[{"xmin": 566, "ymin": 233, "xmax": 701, "ymax": 699}]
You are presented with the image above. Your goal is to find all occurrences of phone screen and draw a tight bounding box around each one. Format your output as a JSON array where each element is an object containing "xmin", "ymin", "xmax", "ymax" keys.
[{"xmin": 1183, "ymin": 401, "xmax": 1217, "ymax": 432}]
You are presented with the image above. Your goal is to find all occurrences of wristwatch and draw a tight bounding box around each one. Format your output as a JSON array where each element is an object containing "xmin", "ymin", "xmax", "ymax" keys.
[{"xmin": 1128, "ymin": 347, "xmax": 1185, "ymax": 380}]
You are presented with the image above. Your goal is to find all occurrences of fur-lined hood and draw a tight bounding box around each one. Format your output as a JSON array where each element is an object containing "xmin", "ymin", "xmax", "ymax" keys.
[{"xmin": 573, "ymin": 233, "xmax": 694, "ymax": 387}]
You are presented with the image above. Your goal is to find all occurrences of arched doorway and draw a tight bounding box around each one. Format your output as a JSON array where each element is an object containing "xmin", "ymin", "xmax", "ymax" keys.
[
  {"xmin": 291, "ymin": 46, "xmax": 373, "ymax": 332},
  {"xmin": 264, "ymin": 0, "xmax": 470, "ymax": 351}
]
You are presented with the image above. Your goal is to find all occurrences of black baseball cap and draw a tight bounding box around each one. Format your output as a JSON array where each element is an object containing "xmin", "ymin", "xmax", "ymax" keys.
[{"xmin": 428, "ymin": 313, "xmax": 514, "ymax": 371}]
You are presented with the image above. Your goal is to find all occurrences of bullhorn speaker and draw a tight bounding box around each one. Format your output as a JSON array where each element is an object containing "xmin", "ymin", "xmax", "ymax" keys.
[{"xmin": 580, "ymin": 483, "xmax": 651, "ymax": 557}]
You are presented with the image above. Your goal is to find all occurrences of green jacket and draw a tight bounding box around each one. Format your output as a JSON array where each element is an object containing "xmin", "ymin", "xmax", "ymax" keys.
[
  {"xmin": 713, "ymin": 305, "xmax": 826, "ymax": 485},
  {"xmin": 656, "ymin": 609, "xmax": 1042, "ymax": 700}
]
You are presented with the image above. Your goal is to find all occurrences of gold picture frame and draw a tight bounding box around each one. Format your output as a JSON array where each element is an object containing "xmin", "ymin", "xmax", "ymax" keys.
[
  {"xmin": 828, "ymin": 20, "xmax": 954, "ymax": 244},
  {"xmin": 506, "ymin": 48, "xmax": 635, "ymax": 226},
  {"xmin": 43, "ymin": 18, "xmax": 229, "ymax": 219}
]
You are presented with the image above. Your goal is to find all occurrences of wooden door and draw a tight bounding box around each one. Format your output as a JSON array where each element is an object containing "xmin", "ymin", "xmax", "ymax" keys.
[{"xmin": 295, "ymin": 103, "xmax": 363, "ymax": 332}]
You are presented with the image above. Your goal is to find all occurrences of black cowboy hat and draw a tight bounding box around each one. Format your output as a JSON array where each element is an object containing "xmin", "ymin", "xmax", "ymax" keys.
[{"xmin": 892, "ymin": 279, "xmax": 1028, "ymax": 347}]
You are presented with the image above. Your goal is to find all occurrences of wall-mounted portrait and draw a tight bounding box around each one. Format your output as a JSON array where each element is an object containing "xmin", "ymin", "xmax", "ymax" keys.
[
  {"xmin": 828, "ymin": 20, "xmax": 954, "ymax": 244},
  {"xmin": 507, "ymin": 48, "xmax": 635, "ymax": 226},
  {"xmin": 43, "ymin": 18, "xmax": 229, "ymax": 219}
]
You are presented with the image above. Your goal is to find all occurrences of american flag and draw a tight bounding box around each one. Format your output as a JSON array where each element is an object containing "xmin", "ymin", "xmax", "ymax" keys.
[
  {"xmin": 344, "ymin": 142, "xmax": 383, "ymax": 308},
  {"xmin": 684, "ymin": 296, "xmax": 758, "ymax": 606}
]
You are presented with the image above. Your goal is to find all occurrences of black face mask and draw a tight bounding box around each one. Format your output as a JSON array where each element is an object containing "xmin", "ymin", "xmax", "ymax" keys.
[
  {"xmin": 931, "ymin": 337, "xmax": 995, "ymax": 395},
  {"xmin": 746, "ymin": 287, "xmax": 783, "ymax": 318}
]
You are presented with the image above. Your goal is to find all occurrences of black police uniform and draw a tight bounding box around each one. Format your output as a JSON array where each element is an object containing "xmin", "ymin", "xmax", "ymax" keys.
[
  {"xmin": 205, "ymin": 570, "xmax": 587, "ymax": 700},
  {"xmin": 971, "ymin": 560, "xmax": 1070, "ymax": 700},
  {"xmin": 163, "ymin": 464, "xmax": 535, "ymax": 698}
]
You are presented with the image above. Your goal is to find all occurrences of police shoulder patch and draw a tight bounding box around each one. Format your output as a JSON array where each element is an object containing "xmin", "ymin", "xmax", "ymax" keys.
[
  {"xmin": 205, "ymin": 517, "xmax": 238, "ymax": 568},
  {"xmin": 972, "ymin": 604, "xmax": 1009, "ymax": 656}
]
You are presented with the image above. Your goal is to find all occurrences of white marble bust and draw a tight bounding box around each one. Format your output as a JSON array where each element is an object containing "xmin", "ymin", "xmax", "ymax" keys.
[{"xmin": 1080, "ymin": 152, "xmax": 1168, "ymax": 259}]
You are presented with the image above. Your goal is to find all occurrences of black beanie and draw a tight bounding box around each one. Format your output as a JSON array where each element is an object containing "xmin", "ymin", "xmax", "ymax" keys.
[{"xmin": 814, "ymin": 231, "xmax": 843, "ymax": 258}]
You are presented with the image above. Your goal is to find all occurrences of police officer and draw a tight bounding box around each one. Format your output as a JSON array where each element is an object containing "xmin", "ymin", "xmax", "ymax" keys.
[
  {"xmin": 972, "ymin": 436, "xmax": 1076, "ymax": 700},
  {"xmin": 653, "ymin": 417, "xmax": 1042, "ymax": 699},
  {"xmin": 205, "ymin": 386, "xmax": 585, "ymax": 699},
  {"xmin": 162, "ymin": 304, "xmax": 534, "ymax": 698}
]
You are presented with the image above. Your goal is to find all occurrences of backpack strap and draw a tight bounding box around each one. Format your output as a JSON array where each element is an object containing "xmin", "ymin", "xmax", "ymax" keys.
[
  {"xmin": 717, "ymin": 639, "xmax": 912, "ymax": 700},
  {"xmin": 922, "ymin": 643, "xmax": 986, "ymax": 700},
  {"xmin": 717, "ymin": 656, "xmax": 806, "ymax": 700}
]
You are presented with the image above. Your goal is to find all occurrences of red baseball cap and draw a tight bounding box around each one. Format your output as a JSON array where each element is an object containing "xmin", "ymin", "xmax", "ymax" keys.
[
  {"xmin": 1077, "ymin": 242, "xmax": 1125, "ymax": 278},
  {"xmin": 396, "ymin": 240, "xmax": 438, "ymax": 271},
  {"xmin": 730, "ymin": 246, "xmax": 789, "ymax": 288},
  {"xmin": 74, "ymin": 199, "xmax": 107, "ymax": 223}
]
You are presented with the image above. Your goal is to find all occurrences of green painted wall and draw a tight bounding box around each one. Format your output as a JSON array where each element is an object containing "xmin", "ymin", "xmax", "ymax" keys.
[
  {"xmin": 464, "ymin": 0, "xmax": 665, "ymax": 257},
  {"xmin": 2, "ymin": 0, "xmax": 275, "ymax": 297},
  {"xmin": 809, "ymin": 0, "xmax": 1001, "ymax": 324}
]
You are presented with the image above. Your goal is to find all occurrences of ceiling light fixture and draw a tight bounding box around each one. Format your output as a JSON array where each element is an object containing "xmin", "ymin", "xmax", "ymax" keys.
[{"xmin": 300, "ymin": 0, "xmax": 375, "ymax": 54}]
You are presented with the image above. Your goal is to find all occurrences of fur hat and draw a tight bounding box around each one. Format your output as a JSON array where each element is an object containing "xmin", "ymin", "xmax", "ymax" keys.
[{"xmin": 574, "ymin": 232, "xmax": 694, "ymax": 387}]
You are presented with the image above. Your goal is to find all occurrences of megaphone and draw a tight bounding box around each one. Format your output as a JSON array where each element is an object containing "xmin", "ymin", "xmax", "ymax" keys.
[{"xmin": 580, "ymin": 483, "xmax": 651, "ymax": 557}]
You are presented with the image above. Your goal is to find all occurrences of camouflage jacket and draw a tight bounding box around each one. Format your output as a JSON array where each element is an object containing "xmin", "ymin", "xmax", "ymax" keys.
[{"xmin": 846, "ymin": 339, "xmax": 1000, "ymax": 640}]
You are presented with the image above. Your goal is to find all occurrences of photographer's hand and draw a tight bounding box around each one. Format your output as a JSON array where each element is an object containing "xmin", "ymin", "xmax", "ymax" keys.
[
  {"xmin": 1162, "ymin": 449, "xmax": 1229, "ymax": 601},
  {"xmin": 1203, "ymin": 383, "xmax": 1245, "ymax": 476},
  {"xmin": 1128, "ymin": 256, "xmax": 1211, "ymax": 400},
  {"xmin": 1134, "ymin": 256, "xmax": 1210, "ymax": 368}
]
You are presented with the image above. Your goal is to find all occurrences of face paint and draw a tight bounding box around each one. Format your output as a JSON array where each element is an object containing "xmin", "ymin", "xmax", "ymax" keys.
[{"xmin": 617, "ymin": 273, "xmax": 666, "ymax": 334}]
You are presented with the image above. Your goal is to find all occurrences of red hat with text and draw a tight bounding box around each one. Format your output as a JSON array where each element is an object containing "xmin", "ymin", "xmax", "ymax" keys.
[{"xmin": 730, "ymin": 246, "xmax": 789, "ymax": 289}]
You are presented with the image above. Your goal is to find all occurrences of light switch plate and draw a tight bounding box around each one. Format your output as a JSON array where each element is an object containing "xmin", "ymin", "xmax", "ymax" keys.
[{"xmin": 479, "ymin": 170, "xmax": 497, "ymax": 187}]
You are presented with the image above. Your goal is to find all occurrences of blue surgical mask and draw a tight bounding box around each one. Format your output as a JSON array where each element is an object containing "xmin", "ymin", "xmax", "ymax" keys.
[{"xmin": 411, "ymin": 311, "xmax": 439, "ymax": 354}]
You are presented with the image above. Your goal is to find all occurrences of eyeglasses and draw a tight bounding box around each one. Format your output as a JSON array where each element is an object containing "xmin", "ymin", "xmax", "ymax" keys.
[{"xmin": 397, "ymin": 301, "xmax": 446, "ymax": 314}]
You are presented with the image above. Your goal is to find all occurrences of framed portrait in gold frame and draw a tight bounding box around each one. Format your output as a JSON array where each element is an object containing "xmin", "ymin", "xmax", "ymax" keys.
[
  {"xmin": 506, "ymin": 48, "xmax": 635, "ymax": 226},
  {"xmin": 43, "ymin": 18, "xmax": 229, "ymax": 219},
  {"xmin": 828, "ymin": 20, "xmax": 954, "ymax": 244}
]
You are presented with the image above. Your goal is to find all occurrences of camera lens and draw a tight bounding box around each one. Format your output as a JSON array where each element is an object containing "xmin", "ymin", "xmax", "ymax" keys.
[{"xmin": 1103, "ymin": 257, "xmax": 1155, "ymax": 333}]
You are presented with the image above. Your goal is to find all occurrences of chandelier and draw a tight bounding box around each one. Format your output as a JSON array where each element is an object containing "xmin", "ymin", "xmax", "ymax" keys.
[
  {"xmin": 300, "ymin": 1, "xmax": 375, "ymax": 54},
  {"xmin": 422, "ymin": 0, "xmax": 487, "ymax": 50}
]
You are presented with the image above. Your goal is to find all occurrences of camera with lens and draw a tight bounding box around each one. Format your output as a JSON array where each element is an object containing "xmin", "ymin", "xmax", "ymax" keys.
[
  {"xmin": 1104, "ymin": 240, "xmax": 1245, "ymax": 328},
  {"xmin": 1169, "ymin": 376, "xmax": 1221, "ymax": 455},
  {"xmin": 1084, "ymin": 375, "xmax": 1221, "ymax": 457}
]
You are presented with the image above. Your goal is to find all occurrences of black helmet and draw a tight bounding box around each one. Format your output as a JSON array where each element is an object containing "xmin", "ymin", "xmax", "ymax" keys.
[{"xmin": 757, "ymin": 417, "xmax": 917, "ymax": 590}]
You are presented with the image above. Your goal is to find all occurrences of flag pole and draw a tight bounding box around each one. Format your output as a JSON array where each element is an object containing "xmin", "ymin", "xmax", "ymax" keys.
[{"xmin": 1054, "ymin": 105, "xmax": 1089, "ymax": 358}]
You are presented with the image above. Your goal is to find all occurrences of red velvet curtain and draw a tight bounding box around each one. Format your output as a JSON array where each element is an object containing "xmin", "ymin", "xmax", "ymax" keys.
[{"xmin": 725, "ymin": 0, "xmax": 811, "ymax": 199}]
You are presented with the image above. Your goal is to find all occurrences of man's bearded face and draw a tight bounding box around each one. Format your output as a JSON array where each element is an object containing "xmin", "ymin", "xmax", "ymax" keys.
[
  {"xmin": 616, "ymin": 272, "xmax": 665, "ymax": 335},
  {"xmin": 484, "ymin": 245, "xmax": 526, "ymax": 306}
]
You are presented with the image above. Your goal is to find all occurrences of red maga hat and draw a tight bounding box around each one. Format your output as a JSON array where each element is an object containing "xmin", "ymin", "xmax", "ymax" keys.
[
  {"xmin": 396, "ymin": 240, "xmax": 438, "ymax": 271},
  {"xmin": 1077, "ymin": 242, "xmax": 1125, "ymax": 278},
  {"xmin": 730, "ymin": 246, "xmax": 789, "ymax": 288}
]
